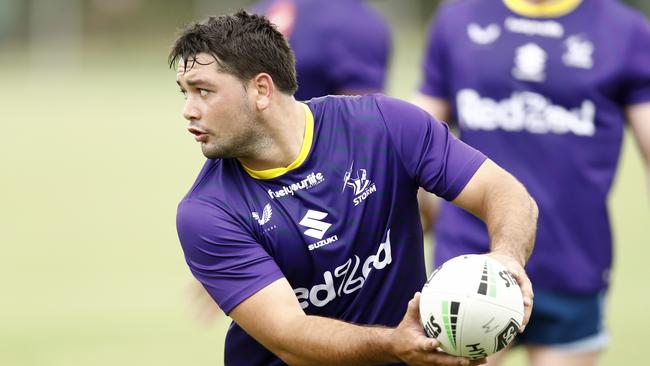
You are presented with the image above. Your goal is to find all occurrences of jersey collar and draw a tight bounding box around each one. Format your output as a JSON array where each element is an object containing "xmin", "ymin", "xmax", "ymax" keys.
[
  {"xmin": 503, "ymin": 0, "xmax": 583, "ymax": 18},
  {"xmin": 241, "ymin": 103, "xmax": 314, "ymax": 180}
]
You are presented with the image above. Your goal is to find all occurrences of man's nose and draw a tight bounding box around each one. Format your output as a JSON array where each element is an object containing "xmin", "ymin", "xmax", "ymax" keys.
[{"xmin": 183, "ymin": 99, "xmax": 200, "ymax": 121}]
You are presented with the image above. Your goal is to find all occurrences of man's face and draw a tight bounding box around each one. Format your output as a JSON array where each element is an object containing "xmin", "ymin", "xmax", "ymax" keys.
[{"xmin": 176, "ymin": 53, "xmax": 261, "ymax": 159}]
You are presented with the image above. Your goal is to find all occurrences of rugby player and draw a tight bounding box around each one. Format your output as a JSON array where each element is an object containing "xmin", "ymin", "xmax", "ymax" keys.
[
  {"xmin": 172, "ymin": 11, "xmax": 538, "ymax": 366},
  {"xmin": 414, "ymin": 0, "xmax": 650, "ymax": 365}
]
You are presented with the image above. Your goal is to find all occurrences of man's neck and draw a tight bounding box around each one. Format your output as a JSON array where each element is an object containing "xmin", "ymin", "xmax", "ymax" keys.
[{"xmin": 238, "ymin": 96, "xmax": 307, "ymax": 172}]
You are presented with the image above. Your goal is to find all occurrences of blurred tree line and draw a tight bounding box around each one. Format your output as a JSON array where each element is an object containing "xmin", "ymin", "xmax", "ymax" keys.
[
  {"xmin": 0, "ymin": 0, "xmax": 647, "ymax": 56},
  {"xmin": 3, "ymin": 1, "xmax": 454, "ymax": 43}
]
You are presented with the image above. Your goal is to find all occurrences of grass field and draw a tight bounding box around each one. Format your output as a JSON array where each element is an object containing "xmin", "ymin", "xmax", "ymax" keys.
[{"xmin": 1, "ymin": 34, "xmax": 649, "ymax": 365}]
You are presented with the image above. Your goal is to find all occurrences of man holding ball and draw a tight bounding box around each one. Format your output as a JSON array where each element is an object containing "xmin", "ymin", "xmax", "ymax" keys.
[{"xmin": 172, "ymin": 11, "xmax": 538, "ymax": 366}]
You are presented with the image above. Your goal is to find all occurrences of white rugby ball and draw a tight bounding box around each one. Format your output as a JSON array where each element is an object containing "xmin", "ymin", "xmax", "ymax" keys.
[{"xmin": 419, "ymin": 254, "xmax": 524, "ymax": 360}]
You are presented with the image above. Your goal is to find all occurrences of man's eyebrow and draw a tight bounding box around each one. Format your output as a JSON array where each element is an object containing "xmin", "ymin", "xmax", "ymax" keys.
[{"xmin": 177, "ymin": 78, "xmax": 211, "ymax": 88}]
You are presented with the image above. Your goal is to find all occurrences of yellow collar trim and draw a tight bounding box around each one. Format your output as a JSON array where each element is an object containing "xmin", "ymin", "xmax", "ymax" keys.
[
  {"xmin": 503, "ymin": 0, "xmax": 582, "ymax": 18},
  {"xmin": 242, "ymin": 103, "xmax": 314, "ymax": 180}
]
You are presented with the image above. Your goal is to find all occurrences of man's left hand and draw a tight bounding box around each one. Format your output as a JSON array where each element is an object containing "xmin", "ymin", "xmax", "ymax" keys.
[{"xmin": 487, "ymin": 251, "xmax": 533, "ymax": 333}]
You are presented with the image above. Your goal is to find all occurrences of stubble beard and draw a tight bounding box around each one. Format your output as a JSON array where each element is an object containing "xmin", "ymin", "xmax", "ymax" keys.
[{"xmin": 201, "ymin": 101, "xmax": 266, "ymax": 159}]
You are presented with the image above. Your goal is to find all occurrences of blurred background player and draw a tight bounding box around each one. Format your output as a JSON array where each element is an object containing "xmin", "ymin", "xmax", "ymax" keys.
[
  {"xmin": 414, "ymin": 0, "xmax": 650, "ymax": 365},
  {"xmin": 190, "ymin": 0, "xmax": 392, "ymax": 321},
  {"xmin": 253, "ymin": 0, "xmax": 391, "ymax": 99}
]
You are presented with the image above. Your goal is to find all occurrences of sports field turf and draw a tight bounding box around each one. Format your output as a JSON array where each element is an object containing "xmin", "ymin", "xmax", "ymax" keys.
[{"xmin": 1, "ymin": 32, "xmax": 648, "ymax": 365}]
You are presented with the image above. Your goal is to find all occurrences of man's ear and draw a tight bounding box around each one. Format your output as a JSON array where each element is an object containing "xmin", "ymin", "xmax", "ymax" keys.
[{"xmin": 251, "ymin": 73, "xmax": 274, "ymax": 111}]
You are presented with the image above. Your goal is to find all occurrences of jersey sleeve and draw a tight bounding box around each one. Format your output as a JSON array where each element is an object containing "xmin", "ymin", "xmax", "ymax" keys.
[
  {"xmin": 623, "ymin": 13, "xmax": 650, "ymax": 106},
  {"xmin": 375, "ymin": 95, "xmax": 487, "ymax": 200},
  {"xmin": 176, "ymin": 198, "xmax": 284, "ymax": 314},
  {"xmin": 418, "ymin": 8, "xmax": 451, "ymax": 99}
]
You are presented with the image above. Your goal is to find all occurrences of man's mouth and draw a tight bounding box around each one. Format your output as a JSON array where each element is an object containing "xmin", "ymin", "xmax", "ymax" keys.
[{"xmin": 188, "ymin": 126, "xmax": 209, "ymax": 142}]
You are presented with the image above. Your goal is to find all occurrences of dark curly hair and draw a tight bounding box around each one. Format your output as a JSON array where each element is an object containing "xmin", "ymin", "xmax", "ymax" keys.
[{"xmin": 169, "ymin": 11, "xmax": 298, "ymax": 94}]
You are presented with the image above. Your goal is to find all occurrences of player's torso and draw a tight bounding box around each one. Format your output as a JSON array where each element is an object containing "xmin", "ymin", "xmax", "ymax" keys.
[
  {"xmin": 213, "ymin": 96, "xmax": 425, "ymax": 321},
  {"xmin": 444, "ymin": 0, "xmax": 627, "ymax": 145},
  {"xmin": 437, "ymin": 0, "xmax": 634, "ymax": 223}
]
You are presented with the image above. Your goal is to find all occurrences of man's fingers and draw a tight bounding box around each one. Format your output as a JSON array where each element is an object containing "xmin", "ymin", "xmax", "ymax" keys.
[
  {"xmin": 419, "ymin": 338, "xmax": 439, "ymax": 352},
  {"xmin": 507, "ymin": 269, "xmax": 533, "ymax": 331},
  {"xmin": 425, "ymin": 352, "xmax": 472, "ymax": 366},
  {"xmin": 404, "ymin": 291, "xmax": 488, "ymax": 366},
  {"xmin": 469, "ymin": 358, "xmax": 488, "ymax": 365},
  {"xmin": 407, "ymin": 292, "xmax": 422, "ymax": 319}
]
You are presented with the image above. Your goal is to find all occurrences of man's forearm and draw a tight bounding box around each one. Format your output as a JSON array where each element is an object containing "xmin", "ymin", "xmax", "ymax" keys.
[
  {"xmin": 273, "ymin": 315, "xmax": 397, "ymax": 366},
  {"xmin": 231, "ymin": 279, "xmax": 473, "ymax": 366},
  {"xmin": 484, "ymin": 176, "xmax": 538, "ymax": 266},
  {"xmin": 451, "ymin": 160, "xmax": 538, "ymax": 266},
  {"xmin": 448, "ymin": 159, "xmax": 537, "ymax": 327}
]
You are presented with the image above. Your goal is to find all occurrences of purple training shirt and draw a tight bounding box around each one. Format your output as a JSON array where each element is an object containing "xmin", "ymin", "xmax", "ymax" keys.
[
  {"xmin": 177, "ymin": 95, "xmax": 486, "ymax": 365},
  {"xmin": 420, "ymin": 0, "xmax": 650, "ymax": 294}
]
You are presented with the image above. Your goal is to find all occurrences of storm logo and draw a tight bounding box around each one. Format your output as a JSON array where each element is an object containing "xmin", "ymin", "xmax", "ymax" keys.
[{"xmin": 342, "ymin": 161, "xmax": 377, "ymax": 206}]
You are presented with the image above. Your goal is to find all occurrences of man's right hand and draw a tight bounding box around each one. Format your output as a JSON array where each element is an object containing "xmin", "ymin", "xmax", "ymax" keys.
[
  {"xmin": 187, "ymin": 280, "xmax": 223, "ymax": 326},
  {"xmin": 390, "ymin": 292, "xmax": 486, "ymax": 366}
]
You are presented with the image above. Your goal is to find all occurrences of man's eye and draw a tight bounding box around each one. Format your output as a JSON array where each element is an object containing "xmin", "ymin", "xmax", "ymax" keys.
[
  {"xmin": 179, "ymin": 89, "xmax": 187, "ymax": 98},
  {"xmin": 199, "ymin": 89, "xmax": 209, "ymax": 97}
]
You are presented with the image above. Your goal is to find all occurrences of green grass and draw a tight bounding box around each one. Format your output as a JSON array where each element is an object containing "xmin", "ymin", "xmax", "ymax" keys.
[
  {"xmin": 0, "ymin": 44, "xmax": 228, "ymax": 365},
  {"xmin": 1, "ymin": 37, "xmax": 648, "ymax": 365}
]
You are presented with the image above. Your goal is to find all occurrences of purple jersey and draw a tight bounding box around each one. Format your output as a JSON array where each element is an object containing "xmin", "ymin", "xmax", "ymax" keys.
[
  {"xmin": 420, "ymin": 0, "xmax": 650, "ymax": 294},
  {"xmin": 176, "ymin": 95, "xmax": 486, "ymax": 365},
  {"xmin": 253, "ymin": 0, "xmax": 391, "ymax": 100}
]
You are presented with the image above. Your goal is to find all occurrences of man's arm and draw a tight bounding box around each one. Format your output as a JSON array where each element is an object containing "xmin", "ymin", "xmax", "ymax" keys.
[
  {"xmin": 229, "ymin": 278, "xmax": 481, "ymax": 366},
  {"xmin": 627, "ymin": 102, "xmax": 650, "ymax": 204},
  {"xmin": 451, "ymin": 159, "xmax": 538, "ymax": 329}
]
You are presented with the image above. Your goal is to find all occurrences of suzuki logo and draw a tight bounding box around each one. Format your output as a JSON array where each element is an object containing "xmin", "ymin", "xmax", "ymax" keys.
[{"xmin": 299, "ymin": 210, "xmax": 332, "ymax": 240}]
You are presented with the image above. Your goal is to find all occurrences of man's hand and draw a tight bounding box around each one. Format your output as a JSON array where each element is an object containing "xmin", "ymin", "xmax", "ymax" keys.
[
  {"xmin": 391, "ymin": 292, "xmax": 487, "ymax": 366},
  {"xmin": 186, "ymin": 280, "xmax": 223, "ymax": 326},
  {"xmin": 486, "ymin": 252, "xmax": 534, "ymax": 332}
]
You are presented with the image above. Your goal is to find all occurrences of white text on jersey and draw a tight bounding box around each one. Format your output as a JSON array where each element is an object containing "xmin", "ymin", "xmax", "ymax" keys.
[
  {"xmin": 293, "ymin": 229, "xmax": 393, "ymax": 309},
  {"xmin": 268, "ymin": 172, "xmax": 325, "ymax": 199},
  {"xmin": 504, "ymin": 17, "xmax": 564, "ymax": 38},
  {"xmin": 457, "ymin": 89, "xmax": 595, "ymax": 136}
]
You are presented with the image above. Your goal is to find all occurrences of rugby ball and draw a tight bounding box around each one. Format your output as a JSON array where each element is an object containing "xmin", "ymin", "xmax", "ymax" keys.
[{"xmin": 419, "ymin": 255, "xmax": 524, "ymax": 360}]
